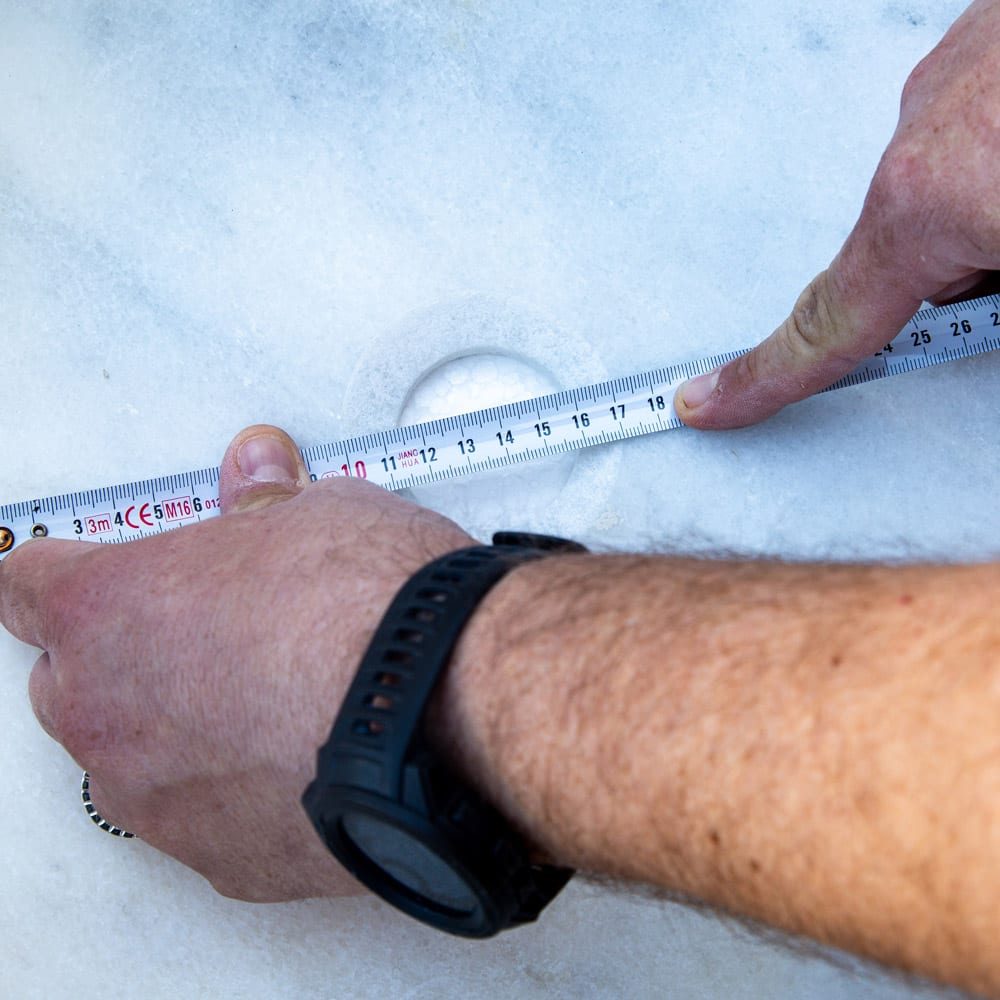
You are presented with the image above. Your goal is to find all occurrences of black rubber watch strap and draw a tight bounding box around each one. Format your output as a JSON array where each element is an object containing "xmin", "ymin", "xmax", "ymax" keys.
[
  {"xmin": 303, "ymin": 531, "xmax": 585, "ymax": 937},
  {"xmin": 320, "ymin": 534, "xmax": 583, "ymax": 791}
]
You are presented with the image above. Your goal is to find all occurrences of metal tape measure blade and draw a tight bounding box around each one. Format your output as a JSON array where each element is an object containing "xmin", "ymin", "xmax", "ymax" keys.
[{"xmin": 3, "ymin": 293, "xmax": 999, "ymax": 557}]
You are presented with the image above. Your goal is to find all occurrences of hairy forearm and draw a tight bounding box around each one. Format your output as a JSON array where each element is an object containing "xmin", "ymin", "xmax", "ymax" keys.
[{"xmin": 437, "ymin": 555, "xmax": 1000, "ymax": 996}]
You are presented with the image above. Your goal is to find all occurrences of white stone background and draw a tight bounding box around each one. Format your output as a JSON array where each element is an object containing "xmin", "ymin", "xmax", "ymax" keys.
[{"xmin": 1, "ymin": 2, "xmax": 996, "ymax": 997}]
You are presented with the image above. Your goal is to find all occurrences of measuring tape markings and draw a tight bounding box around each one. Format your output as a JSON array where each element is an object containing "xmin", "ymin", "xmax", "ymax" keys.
[{"xmin": 2, "ymin": 294, "xmax": 999, "ymax": 558}]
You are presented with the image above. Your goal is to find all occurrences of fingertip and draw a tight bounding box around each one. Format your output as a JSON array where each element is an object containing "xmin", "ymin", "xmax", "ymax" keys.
[
  {"xmin": 673, "ymin": 367, "xmax": 722, "ymax": 428},
  {"xmin": 674, "ymin": 361, "xmax": 779, "ymax": 430},
  {"xmin": 224, "ymin": 424, "xmax": 307, "ymax": 483},
  {"xmin": 219, "ymin": 424, "xmax": 310, "ymax": 514},
  {"xmin": 676, "ymin": 262, "xmax": 914, "ymax": 431}
]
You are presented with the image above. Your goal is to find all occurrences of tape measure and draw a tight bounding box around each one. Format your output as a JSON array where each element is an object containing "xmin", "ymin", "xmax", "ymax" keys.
[{"xmin": 2, "ymin": 293, "xmax": 999, "ymax": 559}]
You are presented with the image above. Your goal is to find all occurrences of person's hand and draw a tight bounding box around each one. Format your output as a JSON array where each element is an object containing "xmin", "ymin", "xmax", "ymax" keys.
[
  {"xmin": 0, "ymin": 425, "xmax": 475, "ymax": 901},
  {"xmin": 675, "ymin": 0, "xmax": 1000, "ymax": 429}
]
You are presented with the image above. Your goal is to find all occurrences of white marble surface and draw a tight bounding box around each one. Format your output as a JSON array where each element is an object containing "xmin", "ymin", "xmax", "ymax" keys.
[{"xmin": 1, "ymin": 2, "xmax": 994, "ymax": 997}]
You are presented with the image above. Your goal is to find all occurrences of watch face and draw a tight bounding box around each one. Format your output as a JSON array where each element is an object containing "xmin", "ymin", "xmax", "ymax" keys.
[{"xmin": 341, "ymin": 812, "xmax": 478, "ymax": 915}]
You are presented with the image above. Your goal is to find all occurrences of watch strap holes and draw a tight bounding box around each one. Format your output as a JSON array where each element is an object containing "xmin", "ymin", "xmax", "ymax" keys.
[
  {"xmin": 383, "ymin": 649, "xmax": 414, "ymax": 666},
  {"xmin": 394, "ymin": 627, "xmax": 426, "ymax": 645},
  {"xmin": 406, "ymin": 607, "xmax": 438, "ymax": 624},
  {"xmin": 352, "ymin": 718, "xmax": 386, "ymax": 737},
  {"xmin": 307, "ymin": 535, "xmax": 586, "ymax": 935},
  {"xmin": 416, "ymin": 588, "xmax": 450, "ymax": 604}
]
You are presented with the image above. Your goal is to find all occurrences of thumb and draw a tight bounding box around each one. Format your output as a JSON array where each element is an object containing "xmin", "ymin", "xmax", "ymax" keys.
[
  {"xmin": 219, "ymin": 425, "xmax": 310, "ymax": 514},
  {"xmin": 673, "ymin": 259, "xmax": 923, "ymax": 430}
]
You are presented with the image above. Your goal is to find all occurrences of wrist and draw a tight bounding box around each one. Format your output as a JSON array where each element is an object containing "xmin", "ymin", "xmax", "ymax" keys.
[
  {"xmin": 425, "ymin": 553, "xmax": 589, "ymax": 867},
  {"xmin": 303, "ymin": 533, "xmax": 583, "ymax": 935}
]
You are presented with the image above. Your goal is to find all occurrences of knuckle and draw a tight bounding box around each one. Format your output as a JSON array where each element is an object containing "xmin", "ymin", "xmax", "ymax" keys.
[
  {"xmin": 899, "ymin": 50, "xmax": 935, "ymax": 108},
  {"xmin": 50, "ymin": 681, "xmax": 105, "ymax": 759},
  {"xmin": 40, "ymin": 554, "xmax": 107, "ymax": 650},
  {"xmin": 27, "ymin": 655, "xmax": 60, "ymax": 740},
  {"xmin": 869, "ymin": 142, "xmax": 930, "ymax": 222},
  {"xmin": 47, "ymin": 660, "xmax": 133, "ymax": 762},
  {"xmin": 0, "ymin": 539, "xmax": 84, "ymax": 645},
  {"xmin": 726, "ymin": 343, "xmax": 766, "ymax": 392},
  {"xmin": 780, "ymin": 272, "xmax": 841, "ymax": 358},
  {"xmin": 0, "ymin": 537, "xmax": 51, "ymax": 605},
  {"xmin": 41, "ymin": 691, "xmax": 81, "ymax": 756}
]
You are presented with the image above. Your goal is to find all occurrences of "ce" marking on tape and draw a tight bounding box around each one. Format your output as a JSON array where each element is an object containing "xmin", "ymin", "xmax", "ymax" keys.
[{"xmin": 124, "ymin": 503, "xmax": 153, "ymax": 529}]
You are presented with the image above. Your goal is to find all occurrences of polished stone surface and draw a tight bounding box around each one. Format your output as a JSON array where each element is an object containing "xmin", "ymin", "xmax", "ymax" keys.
[{"xmin": 1, "ymin": 3, "xmax": 992, "ymax": 997}]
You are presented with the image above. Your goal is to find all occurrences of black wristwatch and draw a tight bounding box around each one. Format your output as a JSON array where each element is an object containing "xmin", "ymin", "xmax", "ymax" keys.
[{"xmin": 302, "ymin": 531, "xmax": 585, "ymax": 938}]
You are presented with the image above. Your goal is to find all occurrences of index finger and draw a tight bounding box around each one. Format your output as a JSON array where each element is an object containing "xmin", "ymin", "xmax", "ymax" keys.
[
  {"xmin": 0, "ymin": 538, "xmax": 92, "ymax": 649},
  {"xmin": 672, "ymin": 247, "xmax": 924, "ymax": 430}
]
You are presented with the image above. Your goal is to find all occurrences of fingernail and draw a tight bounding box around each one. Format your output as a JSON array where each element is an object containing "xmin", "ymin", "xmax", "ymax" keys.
[
  {"xmin": 236, "ymin": 436, "xmax": 301, "ymax": 483},
  {"xmin": 679, "ymin": 367, "xmax": 721, "ymax": 410}
]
